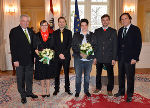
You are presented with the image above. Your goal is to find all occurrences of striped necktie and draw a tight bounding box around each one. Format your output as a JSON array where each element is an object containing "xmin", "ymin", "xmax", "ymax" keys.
[{"xmin": 122, "ymin": 28, "xmax": 127, "ymax": 39}]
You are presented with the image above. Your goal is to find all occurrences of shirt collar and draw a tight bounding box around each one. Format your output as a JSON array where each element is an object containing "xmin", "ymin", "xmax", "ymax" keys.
[
  {"xmin": 59, "ymin": 28, "xmax": 65, "ymax": 32},
  {"xmin": 102, "ymin": 26, "xmax": 108, "ymax": 30},
  {"xmin": 80, "ymin": 31, "xmax": 90, "ymax": 35},
  {"xmin": 124, "ymin": 24, "xmax": 131, "ymax": 29},
  {"xmin": 22, "ymin": 27, "xmax": 27, "ymax": 32}
]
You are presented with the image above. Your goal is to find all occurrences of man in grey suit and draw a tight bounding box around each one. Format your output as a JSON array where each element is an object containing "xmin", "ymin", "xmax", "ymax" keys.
[{"xmin": 93, "ymin": 14, "xmax": 117, "ymax": 96}]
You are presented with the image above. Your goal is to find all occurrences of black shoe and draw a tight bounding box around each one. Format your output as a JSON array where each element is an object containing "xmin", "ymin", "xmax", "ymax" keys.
[
  {"xmin": 126, "ymin": 97, "xmax": 132, "ymax": 102},
  {"xmin": 21, "ymin": 97, "xmax": 27, "ymax": 104},
  {"xmin": 41, "ymin": 95, "xmax": 47, "ymax": 98},
  {"xmin": 53, "ymin": 91, "xmax": 59, "ymax": 95},
  {"xmin": 114, "ymin": 92, "xmax": 124, "ymax": 97},
  {"xmin": 85, "ymin": 92, "xmax": 91, "ymax": 97},
  {"xmin": 75, "ymin": 93, "xmax": 79, "ymax": 97},
  {"xmin": 65, "ymin": 90, "xmax": 73, "ymax": 95},
  {"xmin": 46, "ymin": 94, "xmax": 50, "ymax": 97},
  {"xmin": 27, "ymin": 94, "xmax": 38, "ymax": 98}
]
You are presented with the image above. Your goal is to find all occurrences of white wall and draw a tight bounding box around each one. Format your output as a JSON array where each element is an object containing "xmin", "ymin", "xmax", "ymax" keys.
[
  {"xmin": 136, "ymin": 42, "xmax": 150, "ymax": 68},
  {"xmin": 3, "ymin": 0, "xmax": 21, "ymax": 70}
]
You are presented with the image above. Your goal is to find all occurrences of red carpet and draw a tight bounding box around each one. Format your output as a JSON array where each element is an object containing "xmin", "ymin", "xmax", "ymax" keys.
[{"xmin": 66, "ymin": 93, "xmax": 150, "ymax": 108}]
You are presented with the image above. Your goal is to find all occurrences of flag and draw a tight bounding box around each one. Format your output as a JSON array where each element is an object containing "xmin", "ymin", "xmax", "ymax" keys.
[
  {"xmin": 74, "ymin": 0, "xmax": 81, "ymax": 33},
  {"xmin": 48, "ymin": 0, "xmax": 55, "ymax": 34}
]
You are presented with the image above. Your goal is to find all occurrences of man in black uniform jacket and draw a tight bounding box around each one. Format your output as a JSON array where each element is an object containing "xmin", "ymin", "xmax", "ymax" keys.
[
  {"xmin": 114, "ymin": 13, "xmax": 142, "ymax": 102},
  {"xmin": 53, "ymin": 17, "xmax": 73, "ymax": 95},
  {"xmin": 93, "ymin": 14, "xmax": 117, "ymax": 96},
  {"xmin": 9, "ymin": 15, "xmax": 38, "ymax": 104}
]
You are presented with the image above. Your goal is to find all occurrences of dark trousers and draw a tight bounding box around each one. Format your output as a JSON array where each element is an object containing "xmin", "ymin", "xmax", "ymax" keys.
[
  {"xmin": 54, "ymin": 59, "xmax": 70, "ymax": 91},
  {"xmin": 16, "ymin": 64, "xmax": 33, "ymax": 98},
  {"xmin": 118, "ymin": 60, "xmax": 135, "ymax": 97},
  {"xmin": 96, "ymin": 62, "xmax": 114, "ymax": 91}
]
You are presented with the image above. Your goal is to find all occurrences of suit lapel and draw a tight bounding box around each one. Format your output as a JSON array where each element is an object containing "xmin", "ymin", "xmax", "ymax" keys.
[
  {"xmin": 118, "ymin": 27, "xmax": 123, "ymax": 41},
  {"xmin": 19, "ymin": 26, "xmax": 31, "ymax": 44},
  {"xmin": 106, "ymin": 27, "xmax": 111, "ymax": 39},
  {"xmin": 99, "ymin": 28, "xmax": 105, "ymax": 41},
  {"xmin": 57, "ymin": 29, "xmax": 61, "ymax": 44},
  {"xmin": 101, "ymin": 27, "xmax": 110, "ymax": 41},
  {"xmin": 122, "ymin": 24, "xmax": 133, "ymax": 39},
  {"xmin": 19, "ymin": 26, "xmax": 28, "ymax": 41}
]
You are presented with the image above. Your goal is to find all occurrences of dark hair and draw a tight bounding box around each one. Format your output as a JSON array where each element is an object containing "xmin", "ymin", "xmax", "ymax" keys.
[
  {"xmin": 40, "ymin": 20, "xmax": 48, "ymax": 26},
  {"xmin": 119, "ymin": 13, "xmax": 132, "ymax": 21},
  {"xmin": 58, "ymin": 16, "xmax": 66, "ymax": 22},
  {"xmin": 80, "ymin": 19, "xmax": 89, "ymax": 26},
  {"xmin": 101, "ymin": 14, "xmax": 110, "ymax": 20}
]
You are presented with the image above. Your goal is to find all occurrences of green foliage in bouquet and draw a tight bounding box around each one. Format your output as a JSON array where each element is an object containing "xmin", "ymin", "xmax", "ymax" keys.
[{"xmin": 39, "ymin": 48, "xmax": 54, "ymax": 65}]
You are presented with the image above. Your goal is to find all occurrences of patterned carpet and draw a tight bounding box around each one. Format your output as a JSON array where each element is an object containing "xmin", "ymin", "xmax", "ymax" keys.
[{"xmin": 0, "ymin": 74, "xmax": 150, "ymax": 108}]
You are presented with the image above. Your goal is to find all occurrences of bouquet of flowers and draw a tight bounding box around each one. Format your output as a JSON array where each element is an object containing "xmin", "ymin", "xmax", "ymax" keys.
[
  {"xmin": 80, "ymin": 42, "xmax": 94, "ymax": 56},
  {"xmin": 39, "ymin": 48, "xmax": 54, "ymax": 65}
]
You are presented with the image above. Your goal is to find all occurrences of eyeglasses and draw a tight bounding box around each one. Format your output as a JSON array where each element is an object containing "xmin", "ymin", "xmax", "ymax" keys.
[{"xmin": 41, "ymin": 25, "xmax": 48, "ymax": 26}]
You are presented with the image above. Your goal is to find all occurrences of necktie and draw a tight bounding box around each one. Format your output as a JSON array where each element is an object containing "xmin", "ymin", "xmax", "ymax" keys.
[
  {"xmin": 122, "ymin": 28, "xmax": 127, "ymax": 39},
  {"xmin": 61, "ymin": 31, "xmax": 63, "ymax": 43},
  {"xmin": 24, "ymin": 29, "xmax": 31, "ymax": 44}
]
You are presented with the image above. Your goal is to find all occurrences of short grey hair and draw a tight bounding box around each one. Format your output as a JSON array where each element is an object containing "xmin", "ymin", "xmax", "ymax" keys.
[{"xmin": 20, "ymin": 14, "xmax": 30, "ymax": 21}]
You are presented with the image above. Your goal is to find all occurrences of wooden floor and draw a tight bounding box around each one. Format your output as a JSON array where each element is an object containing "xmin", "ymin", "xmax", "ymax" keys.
[{"xmin": 0, "ymin": 68, "xmax": 150, "ymax": 76}]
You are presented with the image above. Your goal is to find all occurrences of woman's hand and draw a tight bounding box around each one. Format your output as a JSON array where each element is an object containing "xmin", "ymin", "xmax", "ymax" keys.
[
  {"xmin": 35, "ymin": 49, "xmax": 39, "ymax": 55},
  {"xmin": 93, "ymin": 58, "xmax": 97, "ymax": 65},
  {"xmin": 80, "ymin": 53, "xmax": 87, "ymax": 59}
]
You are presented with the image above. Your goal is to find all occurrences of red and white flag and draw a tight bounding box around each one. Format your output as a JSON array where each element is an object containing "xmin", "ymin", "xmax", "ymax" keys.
[{"xmin": 48, "ymin": 0, "xmax": 55, "ymax": 34}]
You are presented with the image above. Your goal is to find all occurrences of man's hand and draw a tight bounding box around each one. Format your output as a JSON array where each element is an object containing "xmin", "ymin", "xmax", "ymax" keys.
[
  {"xmin": 59, "ymin": 54, "xmax": 65, "ymax": 60},
  {"xmin": 131, "ymin": 59, "xmax": 136, "ymax": 64},
  {"xmin": 80, "ymin": 53, "xmax": 87, "ymax": 59},
  {"xmin": 14, "ymin": 61, "xmax": 19, "ymax": 67},
  {"xmin": 112, "ymin": 60, "xmax": 116, "ymax": 65}
]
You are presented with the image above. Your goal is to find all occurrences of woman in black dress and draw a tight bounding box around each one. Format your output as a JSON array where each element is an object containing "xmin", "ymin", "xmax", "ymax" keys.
[{"xmin": 34, "ymin": 20, "xmax": 55, "ymax": 97}]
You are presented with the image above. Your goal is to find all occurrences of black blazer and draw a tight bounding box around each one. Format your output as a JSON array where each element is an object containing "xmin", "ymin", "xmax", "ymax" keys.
[
  {"xmin": 33, "ymin": 32, "xmax": 54, "ymax": 50},
  {"xmin": 118, "ymin": 24, "xmax": 142, "ymax": 62},
  {"xmin": 9, "ymin": 25, "xmax": 35, "ymax": 66},
  {"xmin": 53, "ymin": 28, "xmax": 72, "ymax": 61},
  {"xmin": 94, "ymin": 27, "xmax": 117, "ymax": 63},
  {"xmin": 72, "ymin": 32, "xmax": 96, "ymax": 60}
]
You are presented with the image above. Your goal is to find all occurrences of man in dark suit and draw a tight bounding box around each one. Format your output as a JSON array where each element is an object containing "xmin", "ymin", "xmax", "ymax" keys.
[
  {"xmin": 114, "ymin": 13, "xmax": 142, "ymax": 102},
  {"xmin": 53, "ymin": 17, "xmax": 72, "ymax": 95},
  {"xmin": 9, "ymin": 15, "xmax": 38, "ymax": 104},
  {"xmin": 93, "ymin": 14, "xmax": 117, "ymax": 96}
]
